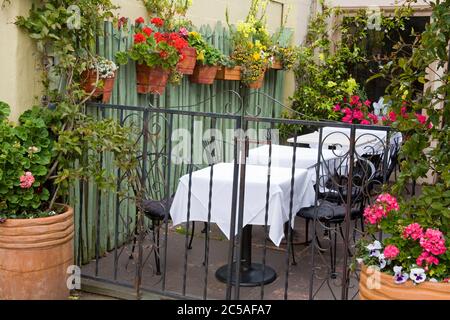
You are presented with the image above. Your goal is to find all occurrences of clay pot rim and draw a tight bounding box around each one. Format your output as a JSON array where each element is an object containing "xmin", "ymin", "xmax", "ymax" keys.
[
  {"xmin": 1, "ymin": 204, "xmax": 73, "ymax": 226},
  {"xmin": 361, "ymin": 264, "xmax": 450, "ymax": 289}
]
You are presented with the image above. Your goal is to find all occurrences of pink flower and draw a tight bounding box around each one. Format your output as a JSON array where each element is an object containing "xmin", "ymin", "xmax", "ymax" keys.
[
  {"xmin": 420, "ymin": 228, "xmax": 447, "ymax": 256},
  {"xmin": 403, "ymin": 223, "xmax": 423, "ymax": 240},
  {"xmin": 400, "ymin": 106, "xmax": 408, "ymax": 118},
  {"xmin": 360, "ymin": 119, "xmax": 370, "ymax": 125},
  {"xmin": 383, "ymin": 245, "xmax": 400, "ymax": 260},
  {"xmin": 350, "ymin": 95, "xmax": 360, "ymax": 106},
  {"xmin": 364, "ymin": 100, "xmax": 371, "ymax": 107},
  {"xmin": 179, "ymin": 27, "xmax": 189, "ymax": 37},
  {"xmin": 342, "ymin": 115, "xmax": 353, "ymax": 123},
  {"xmin": 415, "ymin": 113, "xmax": 427, "ymax": 125},
  {"xmin": 368, "ymin": 113, "xmax": 378, "ymax": 124},
  {"xmin": 416, "ymin": 251, "xmax": 439, "ymax": 267},
  {"xmin": 363, "ymin": 204, "xmax": 387, "ymax": 225},
  {"xmin": 376, "ymin": 193, "xmax": 399, "ymax": 212},
  {"xmin": 20, "ymin": 171, "xmax": 35, "ymax": 189},
  {"xmin": 389, "ymin": 111, "xmax": 397, "ymax": 122},
  {"xmin": 333, "ymin": 104, "xmax": 341, "ymax": 112},
  {"xmin": 342, "ymin": 107, "xmax": 352, "ymax": 115},
  {"xmin": 353, "ymin": 109, "xmax": 364, "ymax": 120}
]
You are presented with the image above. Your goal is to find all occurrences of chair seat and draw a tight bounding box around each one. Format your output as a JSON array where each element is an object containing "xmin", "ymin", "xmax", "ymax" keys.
[
  {"xmin": 297, "ymin": 201, "xmax": 361, "ymax": 223},
  {"xmin": 141, "ymin": 196, "xmax": 173, "ymax": 220}
]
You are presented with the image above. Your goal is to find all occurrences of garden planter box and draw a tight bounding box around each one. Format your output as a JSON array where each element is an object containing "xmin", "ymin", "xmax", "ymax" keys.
[
  {"xmin": 82, "ymin": 70, "xmax": 115, "ymax": 103},
  {"xmin": 246, "ymin": 71, "xmax": 265, "ymax": 89},
  {"xmin": 215, "ymin": 66, "xmax": 242, "ymax": 80},
  {"xmin": 359, "ymin": 265, "xmax": 450, "ymax": 300},
  {"xmin": 270, "ymin": 58, "xmax": 283, "ymax": 70},
  {"xmin": 190, "ymin": 65, "xmax": 218, "ymax": 85},
  {"xmin": 0, "ymin": 205, "xmax": 74, "ymax": 300},
  {"xmin": 177, "ymin": 47, "xmax": 197, "ymax": 75},
  {"xmin": 136, "ymin": 64, "xmax": 170, "ymax": 95}
]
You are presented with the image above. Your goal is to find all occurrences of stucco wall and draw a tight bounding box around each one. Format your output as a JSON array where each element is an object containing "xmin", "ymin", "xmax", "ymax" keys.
[{"xmin": 0, "ymin": 1, "xmax": 42, "ymax": 122}]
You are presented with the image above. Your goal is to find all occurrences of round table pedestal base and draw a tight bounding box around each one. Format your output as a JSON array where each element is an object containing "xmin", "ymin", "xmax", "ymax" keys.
[{"xmin": 215, "ymin": 263, "xmax": 277, "ymax": 287}]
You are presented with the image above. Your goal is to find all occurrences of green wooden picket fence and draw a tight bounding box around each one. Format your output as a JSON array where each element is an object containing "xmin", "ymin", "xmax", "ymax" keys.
[{"xmin": 74, "ymin": 21, "xmax": 291, "ymax": 265}]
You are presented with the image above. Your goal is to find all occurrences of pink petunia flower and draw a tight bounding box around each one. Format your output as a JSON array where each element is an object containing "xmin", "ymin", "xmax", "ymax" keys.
[
  {"xmin": 353, "ymin": 109, "xmax": 364, "ymax": 120},
  {"xmin": 368, "ymin": 113, "xmax": 378, "ymax": 124},
  {"xmin": 360, "ymin": 119, "xmax": 371, "ymax": 125},
  {"xmin": 383, "ymin": 245, "xmax": 400, "ymax": 260},
  {"xmin": 20, "ymin": 171, "xmax": 35, "ymax": 189},
  {"xmin": 415, "ymin": 113, "xmax": 427, "ymax": 125},
  {"xmin": 364, "ymin": 100, "xmax": 371, "ymax": 107},
  {"xmin": 333, "ymin": 104, "xmax": 341, "ymax": 112},
  {"xmin": 389, "ymin": 111, "xmax": 397, "ymax": 122},
  {"xmin": 350, "ymin": 95, "xmax": 360, "ymax": 106}
]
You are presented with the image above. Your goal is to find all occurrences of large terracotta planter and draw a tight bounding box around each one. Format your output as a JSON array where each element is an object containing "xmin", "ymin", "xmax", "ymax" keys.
[
  {"xmin": 246, "ymin": 71, "xmax": 265, "ymax": 89},
  {"xmin": 177, "ymin": 47, "xmax": 197, "ymax": 75},
  {"xmin": 82, "ymin": 70, "xmax": 116, "ymax": 103},
  {"xmin": 215, "ymin": 66, "xmax": 242, "ymax": 80},
  {"xmin": 136, "ymin": 64, "xmax": 170, "ymax": 95},
  {"xmin": 190, "ymin": 65, "xmax": 218, "ymax": 85},
  {"xmin": 0, "ymin": 205, "xmax": 74, "ymax": 300},
  {"xmin": 359, "ymin": 265, "xmax": 450, "ymax": 300}
]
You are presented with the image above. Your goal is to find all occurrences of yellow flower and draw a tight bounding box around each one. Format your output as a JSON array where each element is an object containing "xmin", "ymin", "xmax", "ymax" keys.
[
  {"xmin": 189, "ymin": 31, "xmax": 199, "ymax": 37},
  {"xmin": 252, "ymin": 52, "xmax": 261, "ymax": 61},
  {"xmin": 197, "ymin": 50, "xmax": 205, "ymax": 61},
  {"xmin": 319, "ymin": 53, "xmax": 325, "ymax": 61}
]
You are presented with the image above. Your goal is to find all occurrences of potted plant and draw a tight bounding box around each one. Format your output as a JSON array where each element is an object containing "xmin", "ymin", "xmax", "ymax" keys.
[
  {"xmin": 12, "ymin": 0, "xmax": 138, "ymax": 300},
  {"xmin": 115, "ymin": 17, "xmax": 188, "ymax": 94},
  {"xmin": 187, "ymin": 31, "xmax": 224, "ymax": 85},
  {"xmin": 176, "ymin": 27, "xmax": 197, "ymax": 75},
  {"xmin": 226, "ymin": 0, "xmax": 272, "ymax": 89},
  {"xmin": 268, "ymin": 45, "xmax": 298, "ymax": 71},
  {"xmin": 81, "ymin": 56, "xmax": 118, "ymax": 103},
  {"xmin": 215, "ymin": 56, "xmax": 242, "ymax": 81},
  {"xmin": 355, "ymin": 193, "xmax": 450, "ymax": 300}
]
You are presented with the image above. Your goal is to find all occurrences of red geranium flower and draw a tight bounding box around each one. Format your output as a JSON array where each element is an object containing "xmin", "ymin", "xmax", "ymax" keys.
[
  {"xmin": 154, "ymin": 32, "xmax": 165, "ymax": 43},
  {"xmin": 142, "ymin": 27, "xmax": 153, "ymax": 37},
  {"xmin": 134, "ymin": 33, "xmax": 146, "ymax": 44},
  {"xmin": 135, "ymin": 17, "xmax": 145, "ymax": 24},
  {"xmin": 159, "ymin": 51, "xmax": 169, "ymax": 59},
  {"xmin": 151, "ymin": 17, "xmax": 164, "ymax": 27}
]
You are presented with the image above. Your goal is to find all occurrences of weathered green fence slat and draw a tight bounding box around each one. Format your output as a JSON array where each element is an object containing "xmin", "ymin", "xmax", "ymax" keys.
[{"xmin": 73, "ymin": 21, "xmax": 287, "ymax": 264}]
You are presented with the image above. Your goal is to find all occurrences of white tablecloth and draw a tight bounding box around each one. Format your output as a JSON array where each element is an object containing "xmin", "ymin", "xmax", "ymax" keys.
[
  {"xmin": 246, "ymin": 144, "xmax": 343, "ymax": 170},
  {"xmin": 170, "ymin": 163, "xmax": 316, "ymax": 246},
  {"xmin": 287, "ymin": 127, "xmax": 402, "ymax": 155}
]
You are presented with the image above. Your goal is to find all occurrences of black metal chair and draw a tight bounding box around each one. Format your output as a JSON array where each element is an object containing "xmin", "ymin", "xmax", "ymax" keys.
[
  {"xmin": 291, "ymin": 154, "xmax": 376, "ymax": 276},
  {"xmin": 128, "ymin": 154, "xmax": 197, "ymax": 276}
]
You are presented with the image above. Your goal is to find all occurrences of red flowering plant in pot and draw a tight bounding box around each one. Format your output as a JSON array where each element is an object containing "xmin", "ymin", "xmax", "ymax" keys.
[
  {"xmin": 354, "ymin": 192, "xmax": 450, "ymax": 300},
  {"xmin": 115, "ymin": 17, "xmax": 188, "ymax": 94}
]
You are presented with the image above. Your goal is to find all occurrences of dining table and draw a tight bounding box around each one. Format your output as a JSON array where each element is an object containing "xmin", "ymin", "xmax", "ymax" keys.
[{"xmin": 170, "ymin": 162, "xmax": 316, "ymax": 286}]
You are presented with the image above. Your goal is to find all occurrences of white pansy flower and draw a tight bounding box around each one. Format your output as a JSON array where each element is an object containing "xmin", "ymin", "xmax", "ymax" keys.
[{"xmin": 410, "ymin": 268, "xmax": 426, "ymax": 284}]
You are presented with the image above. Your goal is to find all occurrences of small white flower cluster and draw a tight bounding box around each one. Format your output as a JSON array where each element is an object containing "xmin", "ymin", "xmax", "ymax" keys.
[{"xmin": 90, "ymin": 56, "xmax": 118, "ymax": 79}]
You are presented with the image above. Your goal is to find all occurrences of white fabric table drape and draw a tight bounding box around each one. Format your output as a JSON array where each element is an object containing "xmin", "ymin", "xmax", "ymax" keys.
[{"xmin": 170, "ymin": 163, "xmax": 316, "ymax": 246}]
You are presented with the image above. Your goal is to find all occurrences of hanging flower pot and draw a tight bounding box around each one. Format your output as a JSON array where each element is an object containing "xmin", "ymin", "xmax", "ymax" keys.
[
  {"xmin": 136, "ymin": 64, "xmax": 170, "ymax": 95},
  {"xmin": 177, "ymin": 46, "xmax": 197, "ymax": 75},
  {"xmin": 359, "ymin": 265, "xmax": 450, "ymax": 300},
  {"xmin": 246, "ymin": 71, "xmax": 265, "ymax": 89},
  {"xmin": 270, "ymin": 57, "xmax": 283, "ymax": 70},
  {"xmin": 82, "ymin": 69, "xmax": 116, "ymax": 103},
  {"xmin": 189, "ymin": 64, "xmax": 218, "ymax": 85},
  {"xmin": 215, "ymin": 66, "xmax": 242, "ymax": 81}
]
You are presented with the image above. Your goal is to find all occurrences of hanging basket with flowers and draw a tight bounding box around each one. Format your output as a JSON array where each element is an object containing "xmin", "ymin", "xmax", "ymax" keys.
[
  {"xmin": 226, "ymin": 0, "xmax": 272, "ymax": 89},
  {"xmin": 115, "ymin": 17, "xmax": 188, "ymax": 94},
  {"xmin": 81, "ymin": 56, "xmax": 118, "ymax": 103},
  {"xmin": 186, "ymin": 31, "xmax": 224, "ymax": 85}
]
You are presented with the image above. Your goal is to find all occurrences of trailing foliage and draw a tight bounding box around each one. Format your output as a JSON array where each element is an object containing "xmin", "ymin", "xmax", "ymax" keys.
[{"xmin": 3, "ymin": 0, "xmax": 138, "ymax": 219}]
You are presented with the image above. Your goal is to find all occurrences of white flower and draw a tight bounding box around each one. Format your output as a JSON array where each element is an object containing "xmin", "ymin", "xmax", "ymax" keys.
[
  {"xmin": 393, "ymin": 266, "xmax": 409, "ymax": 284},
  {"xmin": 410, "ymin": 268, "xmax": 426, "ymax": 284},
  {"xmin": 378, "ymin": 254, "xmax": 387, "ymax": 269},
  {"xmin": 356, "ymin": 258, "xmax": 364, "ymax": 264},
  {"xmin": 366, "ymin": 240, "xmax": 382, "ymax": 257},
  {"xmin": 429, "ymin": 278, "xmax": 438, "ymax": 283}
]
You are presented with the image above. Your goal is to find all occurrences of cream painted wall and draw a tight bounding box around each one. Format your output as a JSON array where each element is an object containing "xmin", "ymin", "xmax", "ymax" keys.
[{"xmin": 0, "ymin": 1, "xmax": 42, "ymax": 122}]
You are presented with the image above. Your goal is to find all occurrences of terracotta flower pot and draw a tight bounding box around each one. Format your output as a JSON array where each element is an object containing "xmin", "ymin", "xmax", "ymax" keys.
[
  {"xmin": 177, "ymin": 47, "xmax": 197, "ymax": 75},
  {"xmin": 270, "ymin": 58, "xmax": 283, "ymax": 70},
  {"xmin": 82, "ymin": 70, "xmax": 116, "ymax": 103},
  {"xmin": 0, "ymin": 205, "xmax": 74, "ymax": 300},
  {"xmin": 215, "ymin": 66, "xmax": 242, "ymax": 81},
  {"xmin": 136, "ymin": 64, "xmax": 170, "ymax": 95},
  {"xmin": 190, "ymin": 65, "xmax": 218, "ymax": 85},
  {"xmin": 246, "ymin": 71, "xmax": 265, "ymax": 89},
  {"xmin": 359, "ymin": 265, "xmax": 450, "ymax": 300}
]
